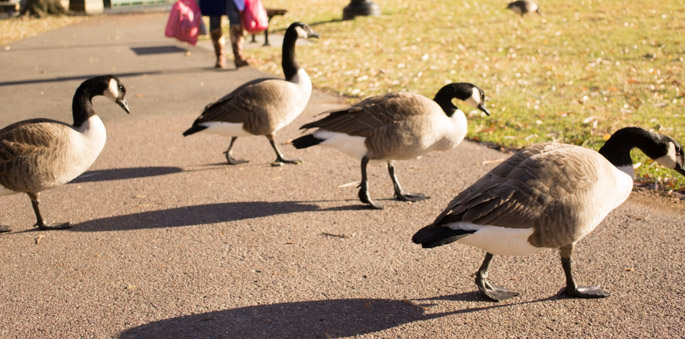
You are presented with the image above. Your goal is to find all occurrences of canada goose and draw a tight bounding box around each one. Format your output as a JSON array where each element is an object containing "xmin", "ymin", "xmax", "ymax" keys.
[
  {"xmin": 292, "ymin": 83, "xmax": 489, "ymax": 209},
  {"xmin": 412, "ymin": 127, "xmax": 685, "ymax": 301},
  {"xmin": 0, "ymin": 75, "xmax": 130, "ymax": 233},
  {"xmin": 506, "ymin": 0, "xmax": 541, "ymax": 17},
  {"xmin": 182, "ymin": 22, "xmax": 319, "ymax": 165}
]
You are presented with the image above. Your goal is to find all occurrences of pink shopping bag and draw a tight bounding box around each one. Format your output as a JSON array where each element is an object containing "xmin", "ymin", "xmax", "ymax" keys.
[
  {"xmin": 241, "ymin": 0, "xmax": 269, "ymax": 34},
  {"xmin": 165, "ymin": 0, "xmax": 204, "ymax": 46}
]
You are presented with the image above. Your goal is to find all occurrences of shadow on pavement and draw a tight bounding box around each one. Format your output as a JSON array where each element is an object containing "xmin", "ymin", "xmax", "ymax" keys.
[
  {"xmin": 70, "ymin": 166, "xmax": 183, "ymax": 183},
  {"xmin": 118, "ymin": 298, "xmax": 451, "ymax": 339},
  {"xmin": 119, "ymin": 294, "xmax": 562, "ymax": 338},
  {"xmin": 70, "ymin": 201, "xmax": 323, "ymax": 231},
  {"xmin": 0, "ymin": 67, "xmax": 234, "ymax": 87}
]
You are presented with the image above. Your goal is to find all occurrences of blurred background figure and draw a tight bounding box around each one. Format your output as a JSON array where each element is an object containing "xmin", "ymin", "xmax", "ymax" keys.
[
  {"xmin": 199, "ymin": 0, "xmax": 249, "ymax": 68},
  {"xmin": 506, "ymin": 0, "xmax": 541, "ymax": 17}
]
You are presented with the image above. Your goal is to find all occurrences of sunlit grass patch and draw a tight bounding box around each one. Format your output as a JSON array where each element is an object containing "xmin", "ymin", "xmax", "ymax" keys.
[
  {"xmin": 249, "ymin": 0, "xmax": 684, "ymax": 190},
  {"xmin": 0, "ymin": 14, "xmax": 87, "ymax": 46}
]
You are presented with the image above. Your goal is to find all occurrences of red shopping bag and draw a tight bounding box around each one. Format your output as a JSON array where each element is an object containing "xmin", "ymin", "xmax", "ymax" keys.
[
  {"xmin": 165, "ymin": 0, "xmax": 204, "ymax": 46},
  {"xmin": 241, "ymin": 0, "xmax": 269, "ymax": 34}
]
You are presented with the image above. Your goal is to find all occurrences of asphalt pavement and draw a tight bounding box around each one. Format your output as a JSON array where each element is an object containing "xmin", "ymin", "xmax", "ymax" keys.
[{"xmin": 0, "ymin": 11, "xmax": 683, "ymax": 339}]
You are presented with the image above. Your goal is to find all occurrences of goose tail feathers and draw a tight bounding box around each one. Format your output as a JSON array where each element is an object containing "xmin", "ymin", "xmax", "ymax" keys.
[
  {"xmin": 182, "ymin": 124, "xmax": 207, "ymax": 137},
  {"xmin": 291, "ymin": 134, "xmax": 323, "ymax": 149},
  {"xmin": 412, "ymin": 224, "xmax": 475, "ymax": 249}
]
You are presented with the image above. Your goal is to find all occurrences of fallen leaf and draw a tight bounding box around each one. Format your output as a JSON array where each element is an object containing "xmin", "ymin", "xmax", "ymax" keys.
[
  {"xmin": 338, "ymin": 181, "xmax": 360, "ymax": 188},
  {"xmin": 320, "ymin": 232, "xmax": 351, "ymax": 239}
]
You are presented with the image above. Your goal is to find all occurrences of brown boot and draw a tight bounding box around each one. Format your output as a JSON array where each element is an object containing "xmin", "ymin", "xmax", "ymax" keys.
[
  {"xmin": 229, "ymin": 25, "xmax": 249, "ymax": 68},
  {"xmin": 210, "ymin": 28, "xmax": 226, "ymax": 69}
]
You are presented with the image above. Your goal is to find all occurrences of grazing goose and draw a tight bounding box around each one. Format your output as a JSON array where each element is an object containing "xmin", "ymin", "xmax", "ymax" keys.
[
  {"xmin": 182, "ymin": 22, "xmax": 319, "ymax": 165},
  {"xmin": 412, "ymin": 127, "xmax": 685, "ymax": 301},
  {"xmin": 292, "ymin": 82, "xmax": 489, "ymax": 209},
  {"xmin": 0, "ymin": 75, "xmax": 130, "ymax": 233},
  {"xmin": 506, "ymin": 0, "xmax": 541, "ymax": 17}
]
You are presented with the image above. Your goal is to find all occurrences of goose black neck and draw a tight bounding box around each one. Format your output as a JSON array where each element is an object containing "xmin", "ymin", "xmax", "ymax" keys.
[
  {"xmin": 599, "ymin": 127, "xmax": 663, "ymax": 168},
  {"xmin": 72, "ymin": 83, "xmax": 98, "ymax": 127},
  {"xmin": 433, "ymin": 87, "xmax": 458, "ymax": 117},
  {"xmin": 282, "ymin": 27, "xmax": 301, "ymax": 81}
]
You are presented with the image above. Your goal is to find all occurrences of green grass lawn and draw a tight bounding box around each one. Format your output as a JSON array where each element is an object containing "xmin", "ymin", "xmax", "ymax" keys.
[{"xmin": 249, "ymin": 0, "xmax": 684, "ymax": 191}]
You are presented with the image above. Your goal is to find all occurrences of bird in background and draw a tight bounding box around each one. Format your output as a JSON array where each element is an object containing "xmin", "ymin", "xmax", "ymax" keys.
[
  {"xmin": 183, "ymin": 22, "xmax": 319, "ymax": 166},
  {"xmin": 0, "ymin": 75, "xmax": 130, "ymax": 233},
  {"xmin": 412, "ymin": 127, "xmax": 685, "ymax": 301},
  {"xmin": 292, "ymin": 82, "xmax": 490, "ymax": 209},
  {"xmin": 507, "ymin": 0, "xmax": 541, "ymax": 17}
]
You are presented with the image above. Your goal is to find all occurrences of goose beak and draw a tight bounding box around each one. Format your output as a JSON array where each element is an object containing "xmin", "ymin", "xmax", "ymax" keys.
[
  {"xmin": 309, "ymin": 32, "xmax": 320, "ymax": 39},
  {"xmin": 117, "ymin": 98, "xmax": 130, "ymax": 114},
  {"xmin": 676, "ymin": 163, "xmax": 685, "ymax": 176},
  {"xmin": 478, "ymin": 104, "xmax": 490, "ymax": 116}
]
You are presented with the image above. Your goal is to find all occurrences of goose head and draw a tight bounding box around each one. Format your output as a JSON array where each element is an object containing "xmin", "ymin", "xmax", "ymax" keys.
[
  {"xmin": 434, "ymin": 82, "xmax": 490, "ymax": 116},
  {"xmin": 600, "ymin": 127, "xmax": 685, "ymax": 177},
  {"xmin": 98, "ymin": 75, "xmax": 130, "ymax": 114},
  {"xmin": 651, "ymin": 135, "xmax": 685, "ymax": 176},
  {"xmin": 290, "ymin": 22, "xmax": 319, "ymax": 40}
]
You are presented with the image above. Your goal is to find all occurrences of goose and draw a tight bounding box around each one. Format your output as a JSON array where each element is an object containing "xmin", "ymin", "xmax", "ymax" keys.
[
  {"xmin": 0, "ymin": 75, "xmax": 130, "ymax": 233},
  {"xmin": 292, "ymin": 82, "xmax": 490, "ymax": 209},
  {"xmin": 412, "ymin": 127, "xmax": 685, "ymax": 301},
  {"xmin": 182, "ymin": 22, "xmax": 319, "ymax": 166},
  {"xmin": 506, "ymin": 0, "xmax": 541, "ymax": 17}
]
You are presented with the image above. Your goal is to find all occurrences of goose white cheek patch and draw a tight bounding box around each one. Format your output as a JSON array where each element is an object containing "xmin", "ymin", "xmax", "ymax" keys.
[
  {"xmin": 464, "ymin": 87, "xmax": 481, "ymax": 109},
  {"xmin": 654, "ymin": 142, "xmax": 677, "ymax": 169},
  {"xmin": 104, "ymin": 79, "xmax": 120, "ymax": 102},
  {"xmin": 295, "ymin": 26, "xmax": 308, "ymax": 38}
]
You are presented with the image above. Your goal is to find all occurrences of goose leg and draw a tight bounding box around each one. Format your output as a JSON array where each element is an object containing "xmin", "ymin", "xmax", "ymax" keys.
[
  {"xmin": 267, "ymin": 134, "xmax": 301, "ymax": 166},
  {"xmin": 387, "ymin": 161, "xmax": 428, "ymax": 202},
  {"xmin": 27, "ymin": 193, "xmax": 70, "ymax": 230},
  {"xmin": 223, "ymin": 137, "xmax": 249, "ymax": 165},
  {"xmin": 559, "ymin": 244, "xmax": 609, "ymax": 298},
  {"xmin": 475, "ymin": 252, "xmax": 519, "ymax": 301},
  {"xmin": 358, "ymin": 156, "xmax": 383, "ymax": 209}
]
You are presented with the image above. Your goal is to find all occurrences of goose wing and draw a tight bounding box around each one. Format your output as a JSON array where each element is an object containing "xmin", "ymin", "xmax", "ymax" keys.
[
  {"xmin": 301, "ymin": 92, "xmax": 437, "ymax": 137},
  {"xmin": 193, "ymin": 77, "xmax": 281, "ymax": 125},
  {"xmin": 429, "ymin": 143, "xmax": 605, "ymax": 246},
  {"xmin": 0, "ymin": 119, "xmax": 72, "ymax": 190},
  {"xmin": 0, "ymin": 119, "xmax": 70, "ymax": 162}
]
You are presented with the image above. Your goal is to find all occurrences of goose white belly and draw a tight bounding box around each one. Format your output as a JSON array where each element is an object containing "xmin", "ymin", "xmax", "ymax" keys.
[
  {"xmin": 200, "ymin": 121, "xmax": 252, "ymax": 137},
  {"xmin": 397, "ymin": 110, "xmax": 467, "ymax": 159},
  {"xmin": 573, "ymin": 163, "xmax": 634, "ymax": 240},
  {"xmin": 275, "ymin": 69, "xmax": 312, "ymax": 131},
  {"xmin": 314, "ymin": 130, "xmax": 368, "ymax": 159},
  {"xmin": 57, "ymin": 115, "xmax": 108, "ymax": 187},
  {"xmin": 449, "ymin": 222, "xmax": 542, "ymax": 256}
]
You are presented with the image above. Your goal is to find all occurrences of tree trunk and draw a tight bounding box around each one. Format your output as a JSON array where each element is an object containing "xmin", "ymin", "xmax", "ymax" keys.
[{"xmin": 21, "ymin": 0, "xmax": 66, "ymax": 18}]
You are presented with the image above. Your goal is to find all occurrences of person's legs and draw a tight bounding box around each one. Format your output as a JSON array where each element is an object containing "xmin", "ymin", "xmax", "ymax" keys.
[
  {"xmin": 226, "ymin": 0, "xmax": 248, "ymax": 67},
  {"xmin": 209, "ymin": 16, "xmax": 226, "ymax": 68}
]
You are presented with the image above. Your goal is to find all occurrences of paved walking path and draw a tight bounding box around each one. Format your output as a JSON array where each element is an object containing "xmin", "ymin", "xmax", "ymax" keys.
[{"xmin": 0, "ymin": 12, "xmax": 683, "ymax": 338}]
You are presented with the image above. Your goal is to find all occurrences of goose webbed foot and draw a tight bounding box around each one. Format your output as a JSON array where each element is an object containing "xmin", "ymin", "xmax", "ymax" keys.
[
  {"xmin": 358, "ymin": 186, "xmax": 383, "ymax": 210},
  {"xmin": 475, "ymin": 252, "xmax": 519, "ymax": 301},
  {"xmin": 560, "ymin": 285, "xmax": 610, "ymax": 299},
  {"xmin": 271, "ymin": 157, "xmax": 302, "ymax": 166},
  {"xmin": 35, "ymin": 222, "xmax": 71, "ymax": 230},
  {"xmin": 394, "ymin": 191, "xmax": 430, "ymax": 202},
  {"xmin": 224, "ymin": 151, "xmax": 249, "ymax": 165},
  {"xmin": 388, "ymin": 162, "xmax": 428, "ymax": 203},
  {"xmin": 267, "ymin": 135, "xmax": 301, "ymax": 166},
  {"xmin": 0, "ymin": 225, "xmax": 11, "ymax": 233},
  {"xmin": 475, "ymin": 271, "xmax": 519, "ymax": 301},
  {"xmin": 559, "ymin": 250, "xmax": 609, "ymax": 299}
]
